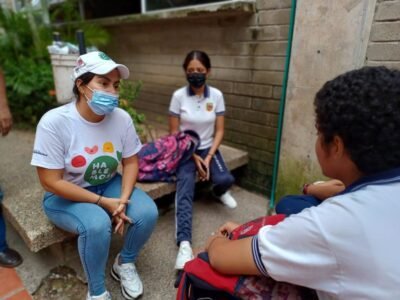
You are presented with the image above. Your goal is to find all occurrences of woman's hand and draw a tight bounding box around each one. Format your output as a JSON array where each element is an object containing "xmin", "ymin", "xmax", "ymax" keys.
[
  {"xmin": 100, "ymin": 196, "xmax": 121, "ymax": 214},
  {"xmin": 112, "ymin": 199, "xmax": 130, "ymax": 217},
  {"xmin": 202, "ymin": 156, "xmax": 211, "ymax": 181},
  {"xmin": 112, "ymin": 202, "xmax": 132, "ymax": 236},
  {"xmin": 100, "ymin": 197, "xmax": 132, "ymax": 234},
  {"xmin": 193, "ymin": 154, "xmax": 209, "ymax": 181},
  {"xmin": 113, "ymin": 215, "xmax": 125, "ymax": 235},
  {"xmin": 203, "ymin": 221, "xmax": 239, "ymax": 251},
  {"xmin": 203, "ymin": 154, "xmax": 212, "ymax": 174},
  {"xmin": 305, "ymin": 179, "xmax": 345, "ymax": 200},
  {"xmin": 218, "ymin": 221, "xmax": 240, "ymax": 236},
  {"xmin": 0, "ymin": 104, "xmax": 12, "ymax": 136}
]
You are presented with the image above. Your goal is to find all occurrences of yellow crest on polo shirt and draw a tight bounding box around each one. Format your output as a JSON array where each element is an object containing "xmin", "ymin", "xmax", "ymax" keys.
[{"xmin": 206, "ymin": 102, "xmax": 214, "ymax": 112}]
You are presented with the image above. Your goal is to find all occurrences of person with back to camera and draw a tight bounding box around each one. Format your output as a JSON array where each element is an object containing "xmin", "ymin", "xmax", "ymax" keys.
[
  {"xmin": 31, "ymin": 51, "xmax": 158, "ymax": 300},
  {"xmin": 169, "ymin": 50, "xmax": 237, "ymax": 270},
  {"xmin": 0, "ymin": 67, "xmax": 23, "ymax": 268},
  {"xmin": 203, "ymin": 66, "xmax": 400, "ymax": 299}
]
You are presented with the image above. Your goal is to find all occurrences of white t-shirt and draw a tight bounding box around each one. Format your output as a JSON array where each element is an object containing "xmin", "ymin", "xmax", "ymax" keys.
[
  {"xmin": 169, "ymin": 85, "xmax": 225, "ymax": 149},
  {"xmin": 252, "ymin": 169, "xmax": 400, "ymax": 300},
  {"xmin": 31, "ymin": 101, "xmax": 141, "ymax": 188}
]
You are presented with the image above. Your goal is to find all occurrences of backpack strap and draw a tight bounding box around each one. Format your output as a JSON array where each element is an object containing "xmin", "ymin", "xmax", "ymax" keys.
[
  {"xmin": 175, "ymin": 271, "xmax": 189, "ymax": 300},
  {"xmin": 230, "ymin": 214, "xmax": 286, "ymax": 240}
]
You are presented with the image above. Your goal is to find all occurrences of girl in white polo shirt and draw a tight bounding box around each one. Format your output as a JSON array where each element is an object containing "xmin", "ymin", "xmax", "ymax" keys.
[{"xmin": 169, "ymin": 50, "xmax": 237, "ymax": 269}]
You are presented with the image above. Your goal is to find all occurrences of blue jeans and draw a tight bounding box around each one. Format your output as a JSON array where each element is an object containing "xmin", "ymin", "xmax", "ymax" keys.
[
  {"xmin": 175, "ymin": 148, "xmax": 234, "ymax": 244},
  {"xmin": 0, "ymin": 187, "xmax": 7, "ymax": 251},
  {"xmin": 43, "ymin": 174, "xmax": 158, "ymax": 296},
  {"xmin": 275, "ymin": 195, "xmax": 322, "ymax": 216}
]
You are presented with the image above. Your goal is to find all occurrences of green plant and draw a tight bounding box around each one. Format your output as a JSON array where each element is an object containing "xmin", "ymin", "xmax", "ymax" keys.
[
  {"xmin": 0, "ymin": 7, "xmax": 56, "ymax": 126},
  {"xmin": 0, "ymin": 1, "xmax": 113, "ymax": 127},
  {"xmin": 119, "ymin": 80, "xmax": 146, "ymax": 138}
]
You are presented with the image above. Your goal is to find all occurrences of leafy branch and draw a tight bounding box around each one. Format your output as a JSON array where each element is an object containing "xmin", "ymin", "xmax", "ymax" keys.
[{"xmin": 119, "ymin": 80, "xmax": 146, "ymax": 137}]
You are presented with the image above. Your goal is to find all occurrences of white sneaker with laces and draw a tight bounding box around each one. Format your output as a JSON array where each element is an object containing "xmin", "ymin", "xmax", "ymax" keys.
[
  {"xmin": 219, "ymin": 191, "xmax": 237, "ymax": 209},
  {"xmin": 86, "ymin": 291, "xmax": 112, "ymax": 300},
  {"xmin": 111, "ymin": 255, "xmax": 143, "ymax": 299},
  {"xmin": 174, "ymin": 241, "xmax": 194, "ymax": 270}
]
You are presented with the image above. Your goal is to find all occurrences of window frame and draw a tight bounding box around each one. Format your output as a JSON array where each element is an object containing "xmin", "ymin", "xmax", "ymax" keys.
[
  {"xmin": 45, "ymin": 0, "xmax": 255, "ymax": 25},
  {"xmin": 140, "ymin": 0, "xmax": 249, "ymax": 14}
]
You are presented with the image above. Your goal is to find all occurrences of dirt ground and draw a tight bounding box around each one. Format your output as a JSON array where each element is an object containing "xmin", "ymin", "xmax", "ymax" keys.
[{"xmin": 32, "ymin": 266, "xmax": 87, "ymax": 300}]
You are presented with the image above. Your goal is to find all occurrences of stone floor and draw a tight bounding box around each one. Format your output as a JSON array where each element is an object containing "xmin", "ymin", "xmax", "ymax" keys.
[
  {"xmin": 6, "ymin": 185, "xmax": 269, "ymax": 300},
  {"xmin": 0, "ymin": 266, "xmax": 32, "ymax": 300}
]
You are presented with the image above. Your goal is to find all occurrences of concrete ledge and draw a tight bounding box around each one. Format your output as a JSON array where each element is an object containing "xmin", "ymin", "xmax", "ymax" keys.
[
  {"xmin": 137, "ymin": 144, "xmax": 248, "ymax": 199},
  {"xmin": 0, "ymin": 130, "xmax": 248, "ymax": 252}
]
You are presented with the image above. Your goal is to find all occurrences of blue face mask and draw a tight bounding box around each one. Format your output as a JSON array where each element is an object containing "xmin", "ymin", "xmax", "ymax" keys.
[{"xmin": 85, "ymin": 86, "xmax": 119, "ymax": 116}]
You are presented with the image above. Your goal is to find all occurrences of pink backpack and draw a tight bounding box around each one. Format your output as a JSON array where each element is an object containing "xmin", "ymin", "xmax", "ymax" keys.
[{"xmin": 138, "ymin": 130, "xmax": 200, "ymax": 182}]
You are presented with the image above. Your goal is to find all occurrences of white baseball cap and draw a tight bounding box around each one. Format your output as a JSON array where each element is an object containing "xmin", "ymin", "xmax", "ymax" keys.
[{"xmin": 72, "ymin": 51, "xmax": 130, "ymax": 80}]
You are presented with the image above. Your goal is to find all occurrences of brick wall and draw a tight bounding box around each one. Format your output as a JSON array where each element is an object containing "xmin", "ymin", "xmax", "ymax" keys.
[
  {"xmin": 366, "ymin": 0, "xmax": 400, "ymax": 69},
  {"xmin": 105, "ymin": 0, "xmax": 292, "ymax": 193}
]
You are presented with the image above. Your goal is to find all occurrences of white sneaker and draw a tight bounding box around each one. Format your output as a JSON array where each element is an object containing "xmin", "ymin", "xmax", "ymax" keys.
[
  {"xmin": 111, "ymin": 255, "xmax": 143, "ymax": 299},
  {"xmin": 219, "ymin": 191, "xmax": 237, "ymax": 209},
  {"xmin": 86, "ymin": 291, "xmax": 112, "ymax": 300},
  {"xmin": 174, "ymin": 241, "xmax": 194, "ymax": 270}
]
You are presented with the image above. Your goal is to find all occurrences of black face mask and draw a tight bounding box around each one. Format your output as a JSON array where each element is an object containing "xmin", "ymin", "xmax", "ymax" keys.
[{"xmin": 186, "ymin": 73, "xmax": 206, "ymax": 88}]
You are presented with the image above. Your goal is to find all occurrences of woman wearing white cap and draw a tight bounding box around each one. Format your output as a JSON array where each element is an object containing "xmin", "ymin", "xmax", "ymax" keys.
[{"xmin": 31, "ymin": 51, "xmax": 158, "ymax": 300}]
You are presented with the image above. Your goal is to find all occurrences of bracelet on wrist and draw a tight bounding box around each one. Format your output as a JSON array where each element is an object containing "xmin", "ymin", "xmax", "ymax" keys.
[
  {"xmin": 207, "ymin": 153, "xmax": 214, "ymax": 157},
  {"xmin": 302, "ymin": 184, "xmax": 310, "ymax": 195},
  {"xmin": 95, "ymin": 195, "xmax": 103, "ymax": 205}
]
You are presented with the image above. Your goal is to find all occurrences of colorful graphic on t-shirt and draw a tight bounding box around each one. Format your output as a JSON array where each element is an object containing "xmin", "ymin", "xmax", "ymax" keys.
[
  {"xmin": 84, "ymin": 156, "xmax": 118, "ymax": 185},
  {"xmin": 84, "ymin": 145, "xmax": 98, "ymax": 154},
  {"xmin": 103, "ymin": 142, "xmax": 114, "ymax": 153},
  {"xmin": 117, "ymin": 151, "xmax": 122, "ymax": 162},
  {"xmin": 69, "ymin": 141, "xmax": 119, "ymax": 185},
  {"xmin": 71, "ymin": 155, "xmax": 86, "ymax": 168},
  {"xmin": 206, "ymin": 102, "xmax": 214, "ymax": 112}
]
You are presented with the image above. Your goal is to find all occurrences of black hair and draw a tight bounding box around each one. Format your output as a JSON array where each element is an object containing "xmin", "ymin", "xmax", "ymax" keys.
[
  {"xmin": 72, "ymin": 72, "xmax": 96, "ymax": 99},
  {"xmin": 182, "ymin": 50, "xmax": 211, "ymax": 71},
  {"xmin": 314, "ymin": 66, "xmax": 400, "ymax": 175}
]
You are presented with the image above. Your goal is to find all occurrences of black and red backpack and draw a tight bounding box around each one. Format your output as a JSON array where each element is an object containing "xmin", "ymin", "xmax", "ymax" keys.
[{"xmin": 175, "ymin": 214, "xmax": 317, "ymax": 300}]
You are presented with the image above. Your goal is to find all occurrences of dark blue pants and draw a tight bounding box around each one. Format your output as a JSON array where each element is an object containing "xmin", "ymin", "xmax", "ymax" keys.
[
  {"xmin": 175, "ymin": 148, "xmax": 234, "ymax": 244},
  {"xmin": 0, "ymin": 187, "xmax": 7, "ymax": 251},
  {"xmin": 275, "ymin": 194, "xmax": 322, "ymax": 216}
]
